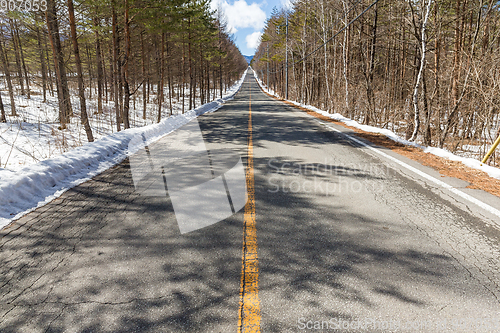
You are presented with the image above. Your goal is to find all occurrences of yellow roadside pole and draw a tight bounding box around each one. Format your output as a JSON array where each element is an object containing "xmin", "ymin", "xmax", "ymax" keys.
[{"xmin": 481, "ymin": 133, "xmax": 500, "ymax": 164}]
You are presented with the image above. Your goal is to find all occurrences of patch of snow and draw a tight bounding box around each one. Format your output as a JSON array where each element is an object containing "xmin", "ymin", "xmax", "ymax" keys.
[
  {"xmin": 423, "ymin": 146, "xmax": 500, "ymax": 179},
  {"xmin": 0, "ymin": 71, "xmax": 246, "ymax": 229}
]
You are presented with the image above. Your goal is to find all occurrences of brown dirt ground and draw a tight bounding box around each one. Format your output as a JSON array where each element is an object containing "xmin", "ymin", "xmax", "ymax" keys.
[{"xmin": 258, "ymin": 88, "xmax": 500, "ymax": 198}]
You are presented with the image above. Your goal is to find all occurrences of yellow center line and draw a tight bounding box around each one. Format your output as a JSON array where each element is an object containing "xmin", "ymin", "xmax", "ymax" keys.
[{"xmin": 238, "ymin": 79, "xmax": 260, "ymax": 333}]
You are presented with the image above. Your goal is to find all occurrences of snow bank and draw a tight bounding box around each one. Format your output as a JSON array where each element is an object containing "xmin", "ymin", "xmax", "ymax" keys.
[
  {"xmin": 0, "ymin": 71, "xmax": 247, "ymax": 228},
  {"xmin": 253, "ymin": 70, "xmax": 500, "ymax": 180}
]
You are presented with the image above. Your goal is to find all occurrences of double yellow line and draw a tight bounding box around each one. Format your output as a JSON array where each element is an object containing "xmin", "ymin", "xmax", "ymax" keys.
[{"xmin": 238, "ymin": 79, "xmax": 261, "ymax": 333}]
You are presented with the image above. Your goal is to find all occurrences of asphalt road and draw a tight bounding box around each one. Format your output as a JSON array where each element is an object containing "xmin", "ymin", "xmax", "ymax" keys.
[{"xmin": 1, "ymin": 70, "xmax": 500, "ymax": 332}]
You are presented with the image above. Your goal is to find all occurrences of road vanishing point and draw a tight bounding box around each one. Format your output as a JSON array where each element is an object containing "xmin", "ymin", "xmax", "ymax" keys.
[{"xmin": 1, "ymin": 69, "xmax": 500, "ymax": 332}]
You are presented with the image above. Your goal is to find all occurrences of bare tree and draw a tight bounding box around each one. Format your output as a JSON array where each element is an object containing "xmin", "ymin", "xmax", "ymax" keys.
[{"xmin": 409, "ymin": 0, "xmax": 433, "ymax": 142}]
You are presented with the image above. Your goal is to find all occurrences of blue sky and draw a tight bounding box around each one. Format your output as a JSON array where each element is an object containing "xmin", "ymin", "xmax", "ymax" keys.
[{"xmin": 211, "ymin": 0, "xmax": 292, "ymax": 56}]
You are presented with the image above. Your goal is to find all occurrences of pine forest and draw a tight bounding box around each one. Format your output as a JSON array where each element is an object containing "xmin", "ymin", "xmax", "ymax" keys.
[{"xmin": 0, "ymin": 0, "xmax": 247, "ymax": 169}]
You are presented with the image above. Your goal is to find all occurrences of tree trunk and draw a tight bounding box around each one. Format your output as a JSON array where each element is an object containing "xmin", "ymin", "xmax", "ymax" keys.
[
  {"xmin": 341, "ymin": 0, "xmax": 350, "ymax": 116},
  {"xmin": 182, "ymin": 37, "xmax": 186, "ymax": 113},
  {"xmin": 68, "ymin": 0, "xmax": 94, "ymax": 142},
  {"xmin": 200, "ymin": 52, "xmax": 204, "ymax": 104},
  {"xmin": 46, "ymin": 0, "xmax": 72, "ymax": 127},
  {"xmin": 188, "ymin": 19, "xmax": 193, "ymax": 110},
  {"xmin": 0, "ymin": 40, "xmax": 16, "ymax": 117},
  {"xmin": 0, "ymin": 66, "xmax": 5, "ymax": 121},
  {"xmin": 421, "ymin": 72, "xmax": 431, "ymax": 145},
  {"xmin": 410, "ymin": 0, "xmax": 433, "ymax": 142},
  {"xmin": 15, "ymin": 22, "xmax": 30, "ymax": 99},
  {"xmin": 112, "ymin": 1, "xmax": 121, "ymax": 131},
  {"xmin": 157, "ymin": 33, "xmax": 165, "ymax": 123},
  {"xmin": 141, "ymin": 31, "xmax": 147, "ymax": 119},
  {"xmin": 430, "ymin": 2, "xmax": 441, "ymax": 143},
  {"xmin": 442, "ymin": 0, "xmax": 464, "ymax": 147},
  {"xmin": 94, "ymin": 17, "xmax": 104, "ymax": 114},
  {"xmin": 122, "ymin": 0, "xmax": 131, "ymax": 129},
  {"xmin": 86, "ymin": 44, "xmax": 93, "ymax": 99},
  {"xmin": 9, "ymin": 19, "xmax": 24, "ymax": 96},
  {"xmin": 103, "ymin": 47, "xmax": 109, "ymax": 103},
  {"xmin": 192, "ymin": 56, "xmax": 197, "ymax": 109},
  {"xmin": 0, "ymin": 92, "xmax": 5, "ymax": 122},
  {"xmin": 166, "ymin": 36, "xmax": 172, "ymax": 115},
  {"xmin": 43, "ymin": 30, "xmax": 54, "ymax": 97},
  {"xmin": 320, "ymin": 0, "xmax": 331, "ymax": 110},
  {"xmin": 36, "ymin": 26, "xmax": 47, "ymax": 103},
  {"xmin": 364, "ymin": 3, "xmax": 378, "ymax": 125}
]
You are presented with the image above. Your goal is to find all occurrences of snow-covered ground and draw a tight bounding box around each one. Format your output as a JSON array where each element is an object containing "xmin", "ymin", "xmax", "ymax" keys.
[
  {"xmin": 0, "ymin": 82, "xmax": 229, "ymax": 170},
  {"xmin": 0, "ymin": 71, "xmax": 247, "ymax": 228},
  {"xmin": 253, "ymin": 71, "xmax": 500, "ymax": 180}
]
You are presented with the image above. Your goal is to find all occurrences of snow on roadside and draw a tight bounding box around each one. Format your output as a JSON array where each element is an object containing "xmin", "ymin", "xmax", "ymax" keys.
[
  {"xmin": 252, "ymin": 70, "xmax": 500, "ymax": 180},
  {"xmin": 0, "ymin": 71, "xmax": 247, "ymax": 229}
]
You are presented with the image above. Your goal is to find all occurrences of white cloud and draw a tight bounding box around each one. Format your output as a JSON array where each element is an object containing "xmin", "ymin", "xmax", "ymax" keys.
[
  {"xmin": 212, "ymin": 0, "xmax": 266, "ymax": 34},
  {"xmin": 246, "ymin": 31, "xmax": 263, "ymax": 50},
  {"xmin": 281, "ymin": 0, "xmax": 293, "ymax": 10}
]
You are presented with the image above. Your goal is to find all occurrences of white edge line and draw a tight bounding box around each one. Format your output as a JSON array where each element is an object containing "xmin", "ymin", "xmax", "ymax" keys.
[{"xmin": 316, "ymin": 120, "xmax": 500, "ymax": 220}]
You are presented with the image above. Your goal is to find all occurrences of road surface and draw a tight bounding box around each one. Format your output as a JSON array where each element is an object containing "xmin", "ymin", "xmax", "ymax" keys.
[{"xmin": 1, "ymin": 70, "xmax": 500, "ymax": 332}]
